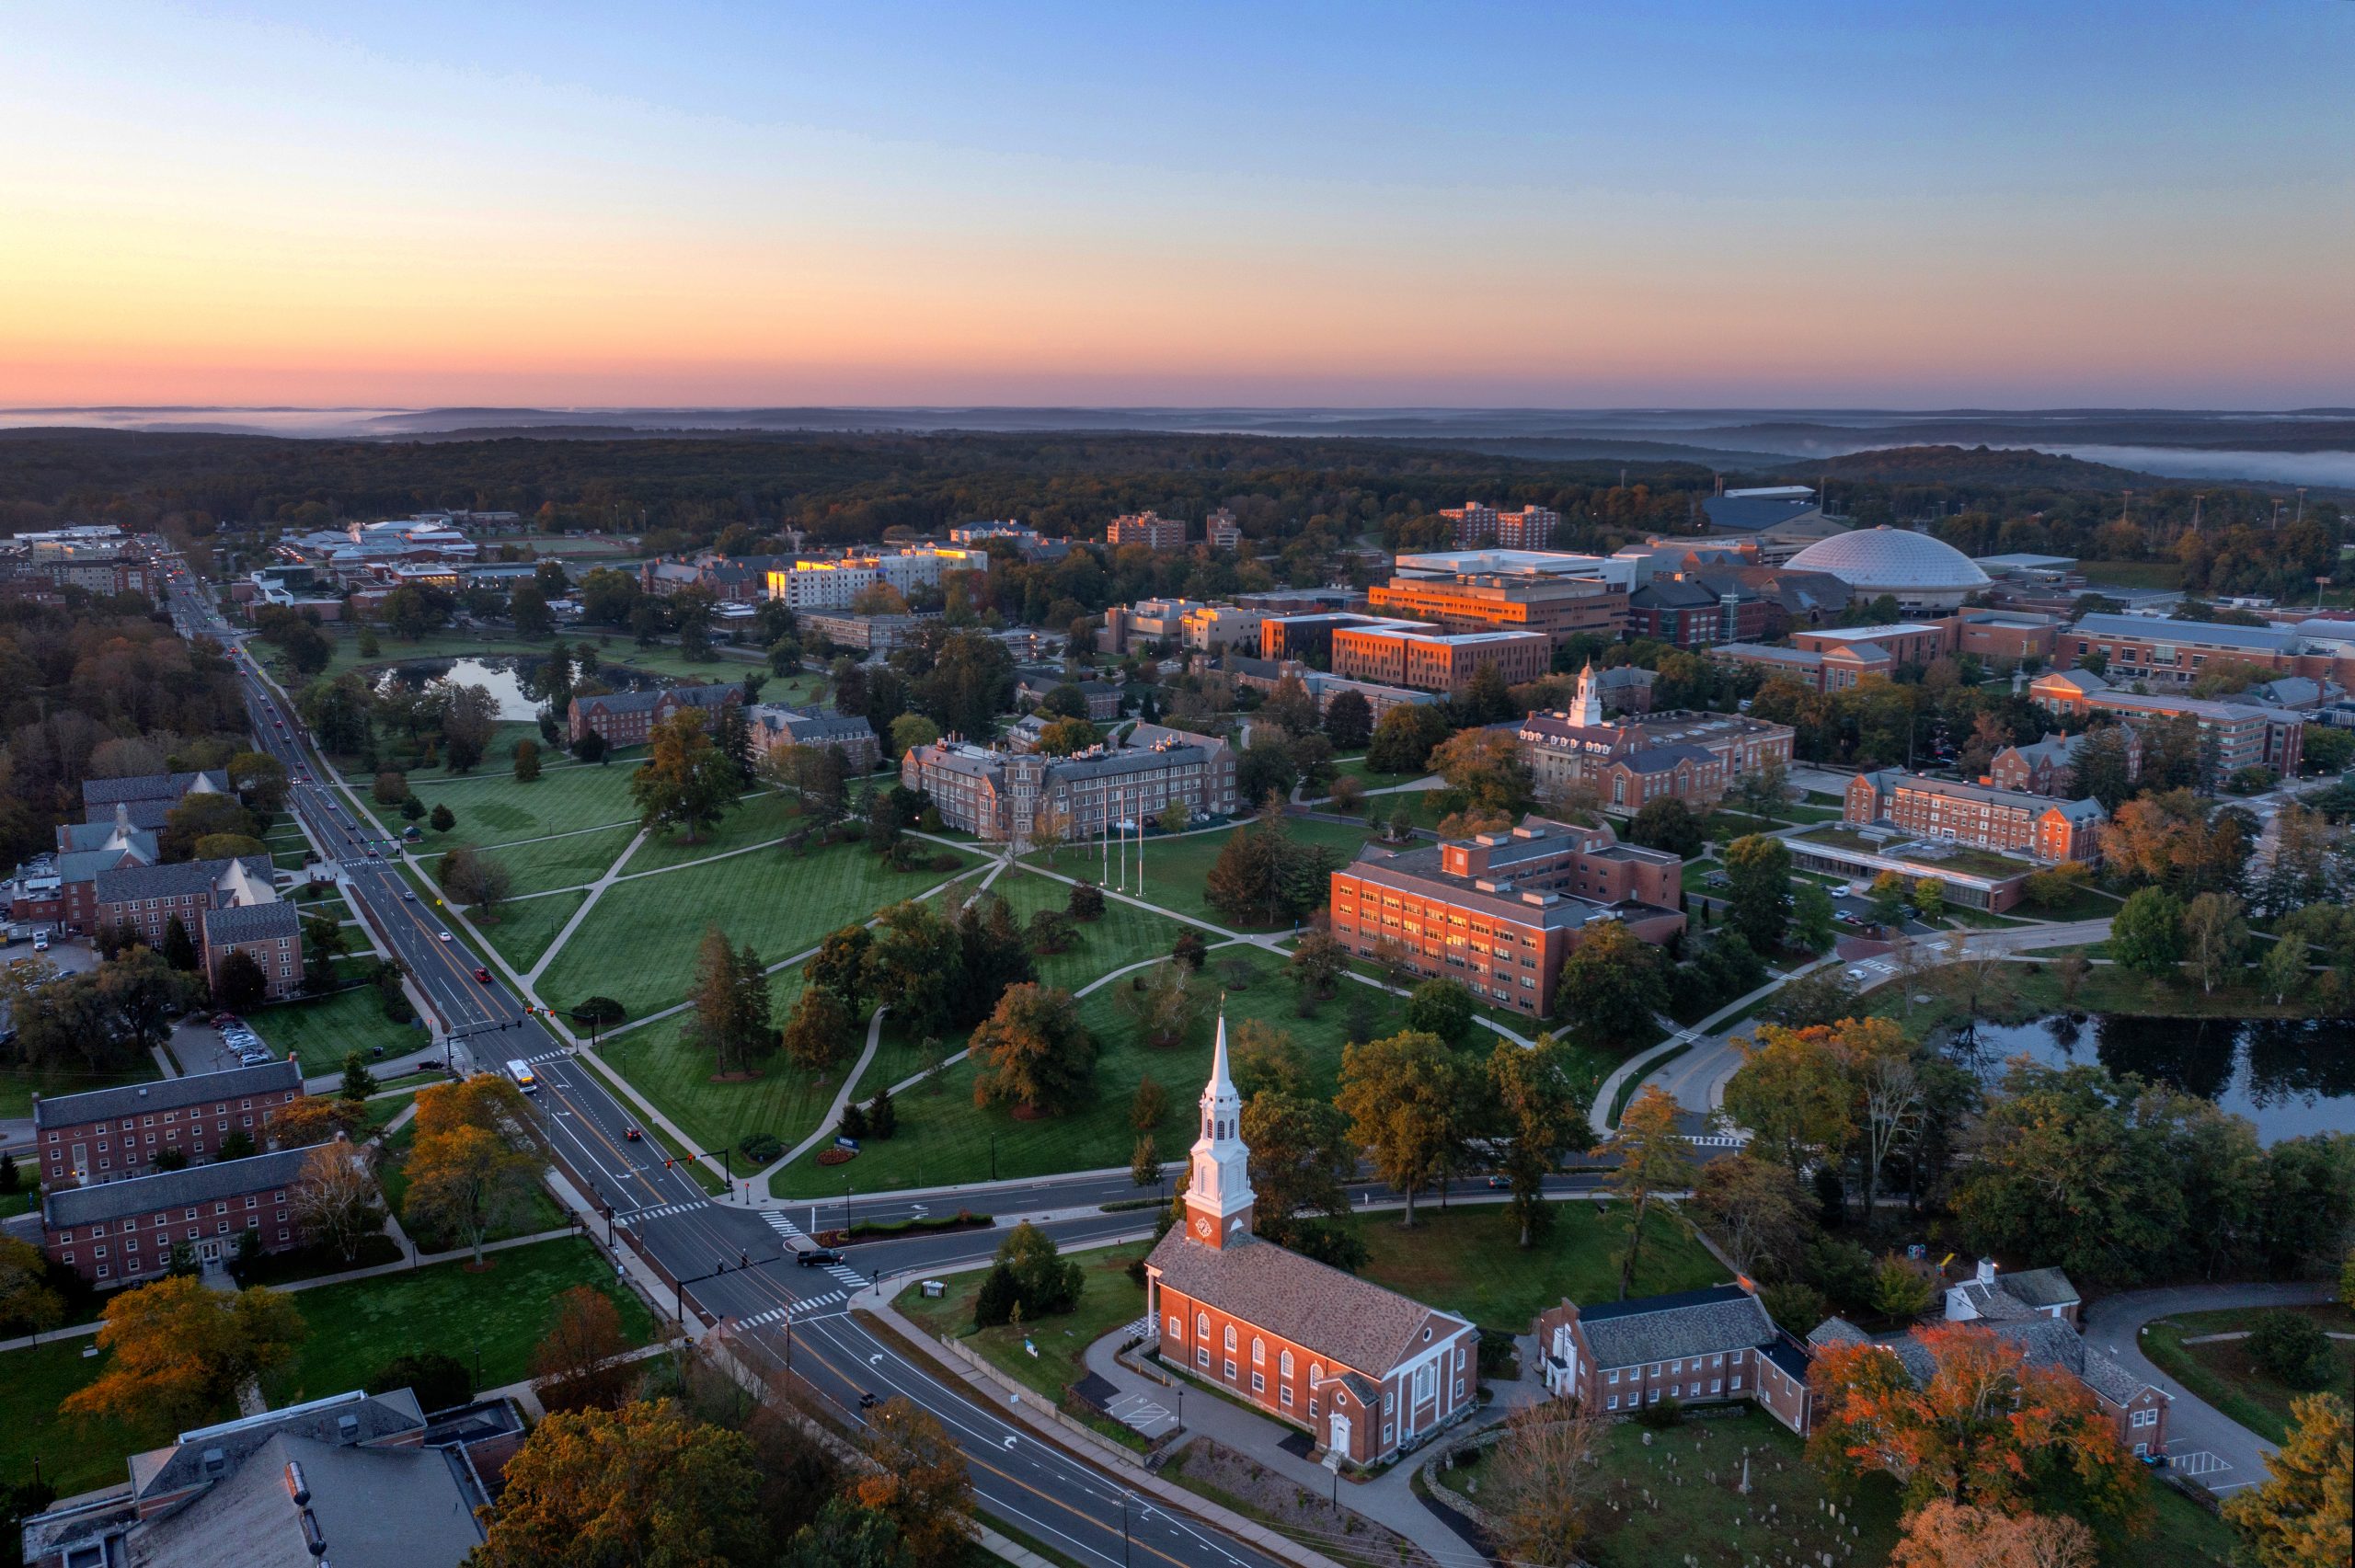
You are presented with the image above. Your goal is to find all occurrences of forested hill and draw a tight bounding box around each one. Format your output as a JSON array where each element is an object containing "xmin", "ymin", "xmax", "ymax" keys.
[{"xmin": 1803, "ymin": 444, "xmax": 2157, "ymax": 491}]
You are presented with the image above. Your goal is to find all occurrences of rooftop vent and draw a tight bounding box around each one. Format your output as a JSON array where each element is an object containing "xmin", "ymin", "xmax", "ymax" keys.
[
  {"xmin": 283, "ymin": 1460, "xmax": 310, "ymax": 1505},
  {"xmin": 1521, "ymin": 891, "xmax": 1561, "ymax": 907},
  {"xmin": 201, "ymin": 1447, "xmax": 226, "ymax": 1476},
  {"xmin": 336, "ymin": 1414, "xmax": 360, "ymax": 1445}
]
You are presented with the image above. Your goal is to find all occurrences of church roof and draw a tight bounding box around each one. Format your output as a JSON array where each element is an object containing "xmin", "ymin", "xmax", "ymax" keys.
[{"xmin": 1145, "ymin": 1229, "xmax": 1470, "ymax": 1378}]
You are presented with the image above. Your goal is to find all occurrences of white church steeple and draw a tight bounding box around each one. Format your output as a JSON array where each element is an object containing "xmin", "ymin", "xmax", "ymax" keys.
[
  {"xmin": 1184, "ymin": 1013, "xmax": 1256, "ymax": 1250},
  {"xmin": 1574, "ymin": 660, "xmax": 1603, "ymax": 728}
]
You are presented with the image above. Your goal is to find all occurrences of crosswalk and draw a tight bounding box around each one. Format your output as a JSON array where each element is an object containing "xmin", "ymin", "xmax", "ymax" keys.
[
  {"xmin": 626, "ymin": 1200, "xmax": 705, "ymax": 1222},
  {"xmin": 762, "ymin": 1209, "xmax": 870, "ymax": 1291}
]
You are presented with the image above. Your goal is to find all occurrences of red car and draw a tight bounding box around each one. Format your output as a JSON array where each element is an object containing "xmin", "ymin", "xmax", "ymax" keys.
[{"xmin": 474, "ymin": 967, "xmax": 492, "ymax": 983}]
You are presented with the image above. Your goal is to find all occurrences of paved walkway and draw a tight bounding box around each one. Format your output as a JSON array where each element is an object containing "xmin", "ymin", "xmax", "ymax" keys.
[
  {"xmin": 2080, "ymin": 1280, "xmax": 2334, "ymax": 1493},
  {"xmin": 1076, "ymin": 1328, "xmax": 1506, "ymax": 1566},
  {"xmin": 523, "ymin": 828, "xmax": 649, "ymax": 983},
  {"xmin": 764, "ymin": 1005, "xmax": 889, "ymax": 1180}
]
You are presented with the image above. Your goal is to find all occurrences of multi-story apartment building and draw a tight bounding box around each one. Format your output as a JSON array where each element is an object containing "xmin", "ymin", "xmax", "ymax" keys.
[
  {"xmin": 640, "ymin": 552, "xmax": 791, "ymax": 604},
  {"xmin": 764, "ymin": 546, "xmax": 990, "ymax": 611},
  {"xmin": 1329, "ymin": 625, "xmax": 1550, "ymax": 695},
  {"xmin": 2062, "ymin": 612, "xmax": 2301, "ymax": 688},
  {"xmin": 1098, "ymin": 598, "xmax": 1213, "ymax": 654},
  {"xmin": 42, "ymin": 1147, "xmax": 315, "ymax": 1285},
  {"xmin": 1845, "ymin": 771, "xmax": 2104, "ymax": 863},
  {"xmin": 903, "ymin": 725, "xmax": 1237, "ymax": 843},
  {"xmin": 2029, "ymin": 669, "xmax": 2303, "ymax": 779},
  {"xmin": 1367, "ymin": 571, "xmax": 1627, "ymax": 646},
  {"xmin": 1988, "ymin": 727, "xmax": 2142, "ymax": 795},
  {"xmin": 1439, "ymin": 503, "xmax": 1561, "ymax": 550},
  {"xmin": 1204, "ymin": 508, "xmax": 1243, "ymax": 551},
  {"xmin": 1106, "ymin": 510, "xmax": 1189, "ymax": 551},
  {"xmin": 1327, "ymin": 817, "xmax": 1683, "ymax": 1018},
  {"xmin": 1516, "ymin": 665, "xmax": 1796, "ymax": 810},
  {"xmin": 566, "ymin": 681, "xmax": 739, "ymax": 746},
  {"xmin": 34, "ymin": 1060, "xmax": 305, "ymax": 1189},
  {"xmin": 1014, "ymin": 671, "xmax": 1123, "ymax": 721},
  {"xmin": 1258, "ymin": 612, "xmax": 1430, "ymax": 665},
  {"xmin": 747, "ymin": 704, "xmax": 880, "ymax": 772},
  {"xmin": 201, "ymin": 900, "xmax": 303, "ymax": 999},
  {"xmin": 797, "ymin": 610, "xmax": 936, "ymax": 652}
]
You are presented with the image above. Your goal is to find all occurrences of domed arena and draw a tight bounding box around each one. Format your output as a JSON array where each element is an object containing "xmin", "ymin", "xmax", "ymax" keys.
[{"xmin": 1783, "ymin": 526, "xmax": 1992, "ymax": 612}]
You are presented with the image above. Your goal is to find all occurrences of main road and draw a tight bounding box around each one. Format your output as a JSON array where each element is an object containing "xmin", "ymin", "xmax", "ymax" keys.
[{"xmin": 158, "ymin": 554, "xmax": 1280, "ymax": 1568}]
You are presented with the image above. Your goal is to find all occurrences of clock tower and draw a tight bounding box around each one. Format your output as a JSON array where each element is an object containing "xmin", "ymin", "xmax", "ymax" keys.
[{"xmin": 1184, "ymin": 1014, "xmax": 1255, "ymax": 1250}]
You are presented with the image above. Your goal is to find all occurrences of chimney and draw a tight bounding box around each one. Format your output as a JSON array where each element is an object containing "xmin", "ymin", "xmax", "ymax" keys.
[
  {"xmin": 336, "ymin": 1413, "xmax": 360, "ymax": 1445},
  {"xmin": 201, "ymin": 1448, "xmax": 226, "ymax": 1477},
  {"xmin": 1975, "ymin": 1258, "xmax": 1996, "ymax": 1286}
]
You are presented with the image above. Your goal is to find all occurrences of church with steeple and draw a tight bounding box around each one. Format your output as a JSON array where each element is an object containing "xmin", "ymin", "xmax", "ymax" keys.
[
  {"xmin": 1515, "ymin": 662, "xmax": 1796, "ymax": 811},
  {"xmin": 1143, "ymin": 1018, "xmax": 1479, "ymax": 1468}
]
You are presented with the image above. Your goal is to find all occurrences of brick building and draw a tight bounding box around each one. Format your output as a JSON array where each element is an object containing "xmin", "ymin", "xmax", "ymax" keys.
[
  {"xmin": 2062, "ymin": 612, "xmax": 2302, "ymax": 688},
  {"xmin": 1536, "ymin": 1285, "xmax": 1815, "ymax": 1432},
  {"xmin": 1205, "ymin": 508, "xmax": 1243, "ymax": 551},
  {"xmin": 1220, "ymin": 656, "xmax": 1442, "ymax": 722},
  {"xmin": 92, "ymin": 854, "xmax": 278, "ymax": 956},
  {"xmin": 1144, "ymin": 1031, "xmax": 1480, "ymax": 1468},
  {"xmin": 7, "ymin": 807, "xmax": 157, "ymax": 931},
  {"xmin": 1709, "ymin": 639, "xmax": 1895, "ymax": 692},
  {"xmin": 201, "ymin": 900, "xmax": 304, "ymax": 999},
  {"xmin": 1988, "ymin": 727, "xmax": 2142, "ymax": 796},
  {"xmin": 1328, "ymin": 625, "xmax": 1549, "ymax": 695},
  {"xmin": 1516, "ymin": 666, "xmax": 1794, "ymax": 810},
  {"xmin": 1014, "ymin": 671, "xmax": 1123, "ymax": 721},
  {"xmin": 566, "ymin": 681, "xmax": 739, "ymax": 747},
  {"xmin": 1106, "ymin": 510, "xmax": 1189, "ymax": 551},
  {"xmin": 903, "ymin": 725, "xmax": 1236, "ymax": 844},
  {"xmin": 1366, "ymin": 571, "xmax": 1627, "ymax": 647},
  {"xmin": 1327, "ymin": 816, "xmax": 1683, "ymax": 1018},
  {"xmin": 1950, "ymin": 609, "xmax": 2062, "ymax": 667},
  {"xmin": 1791, "ymin": 622, "xmax": 1953, "ymax": 667},
  {"xmin": 1845, "ymin": 771, "xmax": 2104, "ymax": 864},
  {"xmin": 1439, "ymin": 502, "xmax": 1561, "ymax": 550},
  {"xmin": 33, "ymin": 1059, "xmax": 305, "ymax": 1188},
  {"xmin": 1258, "ymin": 612, "xmax": 1430, "ymax": 666},
  {"xmin": 81, "ymin": 769, "xmax": 229, "ymax": 824},
  {"xmin": 747, "ymin": 703, "xmax": 881, "ymax": 772},
  {"xmin": 2029, "ymin": 669, "xmax": 2303, "ymax": 780},
  {"xmin": 41, "ymin": 1146, "xmax": 314, "ymax": 1284},
  {"xmin": 1625, "ymin": 577, "xmax": 1766, "ymax": 648}
]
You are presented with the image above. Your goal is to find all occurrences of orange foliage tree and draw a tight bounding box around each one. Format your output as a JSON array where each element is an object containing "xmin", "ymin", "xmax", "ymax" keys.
[
  {"xmin": 1808, "ymin": 1325, "xmax": 2146, "ymax": 1527},
  {"xmin": 850, "ymin": 1397, "xmax": 972, "ymax": 1568},
  {"xmin": 473, "ymin": 1399, "xmax": 765, "ymax": 1568},
  {"xmin": 1890, "ymin": 1500, "xmax": 2099, "ymax": 1568},
  {"xmin": 62, "ymin": 1275, "xmax": 305, "ymax": 1432}
]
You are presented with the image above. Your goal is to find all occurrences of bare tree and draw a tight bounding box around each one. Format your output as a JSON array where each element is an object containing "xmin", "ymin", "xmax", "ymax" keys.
[
  {"xmin": 291, "ymin": 1141, "xmax": 385, "ymax": 1262},
  {"xmin": 1859, "ymin": 1052, "xmax": 1924, "ymax": 1219},
  {"xmin": 1481, "ymin": 1402, "xmax": 1606, "ymax": 1567}
]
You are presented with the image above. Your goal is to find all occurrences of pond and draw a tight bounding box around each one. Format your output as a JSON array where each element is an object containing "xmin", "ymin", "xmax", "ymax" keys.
[
  {"xmin": 373, "ymin": 656, "xmax": 654, "ymax": 722},
  {"xmin": 1947, "ymin": 1013, "xmax": 2355, "ymax": 1143}
]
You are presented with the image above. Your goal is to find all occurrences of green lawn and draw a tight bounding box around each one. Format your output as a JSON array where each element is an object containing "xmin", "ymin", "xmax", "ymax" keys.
[
  {"xmin": 2074, "ymin": 559, "xmax": 2186, "ymax": 590},
  {"xmin": 988, "ymin": 870, "xmax": 1200, "ymax": 994},
  {"xmin": 276, "ymin": 1236, "xmax": 656, "ymax": 1406},
  {"xmin": 420, "ymin": 820, "xmax": 639, "ymax": 898},
  {"xmin": 0, "ymin": 1063, "xmax": 159, "ymax": 1120},
  {"xmin": 597, "ymin": 967, "xmax": 836, "ymax": 1162},
  {"xmin": 1338, "ymin": 1199, "xmax": 1727, "ymax": 1333},
  {"xmin": 1866, "ymin": 957, "xmax": 2317, "ymax": 1043},
  {"xmin": 0, "ymin": 1338, "xmax": 233, "ymax": 1498},
  {"xmin": 624, "ymin": 789, "xmax": 810, "ymax": 871},
  {"xmin": 2141, "ymin": 1304, "xmax": 2355, "ymax": 1445},
  {"xmin": 394, "ymin": 757, "xmax": 641, "ymax": 843},
  {"xmin": 243, "ymin": 985, "xmax": 431, "ymax": 1073},
  {"xmin": 1055, "ymin": 818, "xmax": 1388, "ymax": 932},
  {"xmin": 477, "ymin": 888, "xmax": 590, "ymax": 974},
  {"xmin": 775, "ymin": 945, "xmax": 1414, "ymax": 1197},
  {"xmin": 536, "ymin": 838, "xmax": 982, "ymax": 1018},
  {"xmin": 897, "ymin": 1238, "xmax": 1150, "ymax": 1413}
]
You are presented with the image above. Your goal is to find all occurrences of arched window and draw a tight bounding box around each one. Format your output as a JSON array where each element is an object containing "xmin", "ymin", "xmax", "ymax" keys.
[
  {"xmin": 1196, "ymin": 1312, "xmax": 1209, "ymax": 1340},
  {"xmin": 1252, "ymin": 1337, "xmax": 1265, "ymax": 1365},
  {"xmin": 1280, "ymin": 1350, "xmax": 1294, "ymax": 1378},
  {"xmin": 1310, "ymin": 1361, "xmax": 1324, "ymax": 1385},
  {"xmin": 1223, "ymin": 1324, "xmax": 1237, "ymax": 1351}
]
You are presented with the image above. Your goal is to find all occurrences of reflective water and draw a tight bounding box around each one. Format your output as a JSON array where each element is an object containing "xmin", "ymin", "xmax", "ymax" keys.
[
  {"xmin": 373, "ymin": 655, "xmax": 652, "ymax": 721},
  {"xmin": 1947, "ymin": 1013, "xmax": 2355, "ymax": 1143}
]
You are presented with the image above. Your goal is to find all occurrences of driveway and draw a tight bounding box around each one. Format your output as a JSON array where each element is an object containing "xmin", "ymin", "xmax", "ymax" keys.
[{"xmin": 2079, "ymin": 1281, "xmax": 2334, "ymax": 1493}]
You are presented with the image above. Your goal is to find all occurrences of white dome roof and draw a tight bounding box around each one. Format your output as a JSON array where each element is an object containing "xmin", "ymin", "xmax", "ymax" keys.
[{"xmin": 1783, "ymin": 527, "xmax": 1991, "ymax": 593}]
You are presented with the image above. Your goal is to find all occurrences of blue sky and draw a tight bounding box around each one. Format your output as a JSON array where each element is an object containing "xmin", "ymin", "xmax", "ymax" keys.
[{"xmin": 4, "ymin": 2, "xmax": 2350, "ymax": 406}]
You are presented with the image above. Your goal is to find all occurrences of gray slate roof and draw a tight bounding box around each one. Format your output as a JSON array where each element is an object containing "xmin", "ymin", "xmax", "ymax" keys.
[
  {"xmin": 1622, "ymin": 744, "xmax": 1717, "ymax": 775},
  {"xmin": 1146, "ymin": 1229, "xmax": 1468, "ymax": 1376},
  {"xmin": 2072, "ymin": 612, "xmax": 2297, "ymax": 654},
  {"xmin": 1993, "ymin": 1318, "xmax": 2147, "ymax": 1406},
  {"xmin": 128, "ymin": 1390, "xmax": 425, "ymax": 1505},
  {"xmin": 34, "ymin": 1059, "xmax": 303, "ymax": 1129},
  {"xmin": 44, "ymin": 1148, "xmax": 311, "ymax": 1228},
  {"xmin": 1995, "ymin": 1265, "xmax": 2080, "ymax": 1309},
  {"xmin": 93, "ymin": 855, "xmax": 272, "ymax": 905},
  {"xmin": 82, "ymin": 771, "xmax": 225, "ymax": 807},
  {"xmin": 570, "ymin": 682, "xmax": 737, "ymax": 717},
  {"xmin": 202, "ymin": 901, "xmax": 302, "ymax": 944},
  {"xmin": 1575, "ymin": 1284, "xmax": 1777, "ymax": 1368},
  {"xmin": 127, "ymin": 1428, "xmax": 483, "ymax": 1568}
]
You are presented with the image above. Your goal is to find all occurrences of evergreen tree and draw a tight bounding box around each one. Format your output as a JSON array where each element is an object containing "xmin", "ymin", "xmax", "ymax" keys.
[
  {"xmin": 161, "ymin": 915, "xmax": 199, "ymax": 971},
  {"xmin": 339, "ymin": 1050, "xmax": 379, "ymax": 1103},
  {"xmin": 430, "ymin": 802, "xmax": 455, "ymax": 832},
  {"xmin": 512, "ymin": 738, "xmax": 542, "ymax": 783},
  {"xmin": 867, "ymin": 1085, "xmax": 897, "ymax": 1139}
]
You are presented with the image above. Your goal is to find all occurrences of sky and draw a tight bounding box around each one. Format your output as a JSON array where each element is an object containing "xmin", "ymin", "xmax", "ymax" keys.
[{"xmin": 4, "ymin": 1, "xmax": 2352, "ymax": 410}]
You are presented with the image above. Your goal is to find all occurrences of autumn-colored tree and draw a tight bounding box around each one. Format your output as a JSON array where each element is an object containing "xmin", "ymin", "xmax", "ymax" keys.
[
  {"xmin": 780, "ymin": 982, "xmax": 856, "ymax": 1073},
  {"xmin": 970, "ymin": 983, "xmax": 1096, "ymax": 1116},
  {"xmin": 2221, "ymin": 1392, "xmax": 2351, "ymax": 1568},
  {"xmin": 1481, "ymin": 1401, "xmax": 1607, "ymax": 1565},
  {"xmin": 530, "ymin": 1286, "xmax": 641, "ymax": 1413},
  {"xmin": 0, "ymin": 1234, "xmax": 65, "ymax": 1337},
  {"xmin": 851, "ymin": 1398, "xmax": 973, "ymax": 1568},
  {"xmin": 1336, "ymin": 1030, "xmax": 1466, "ymax": 1226},
  {"xmin": 1428, "ymin": 726, "xmax": 1534, "ymax": 817},
  {"xmin": 289, "ymin": 1140, "xmax": 385, "ymax": 1263},
  {"xmin": 1889, "ymin": 1501, "xmax": 2098, "ymax": 1568},
  {"xmin": 1808, "ymin": 1325, "xmax": 2145, "ymax": 1523},
  {"xmin": 63, "ymin": 1276, "xmax": 305, "ymax": 1432},
  {"xmin": 1488, "ymin": 1035, "xmax": 1591, "ymax": 1247},
  {"xmin": 474, "ymin": 1399, "xmax": 767, "ymax": 1568},
  {"xmin": 406, "ymin": 1074, "xmax": 543, "ymax": 1265},
  {"xmin": 1599, "ymin": 1085, "xmax": 1695, "ymax": 1298},
  {"xmin": 1688, "ymin": 1153, "xmax": 1813, "ymax": 1280},
  {"xmin": 1286, "ymin": 921, "xmax": 1348, "ymax": 1002},
  {"xmin": 630, "ymin": 707, "xmax": 738, "ymax": 843},
  {"xmin": 268, "ymin": 1093, "xmax": 364, "ymax": 1150}
]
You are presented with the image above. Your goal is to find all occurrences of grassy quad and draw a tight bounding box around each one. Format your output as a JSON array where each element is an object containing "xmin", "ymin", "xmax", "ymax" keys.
[
  {"xmin": 773, "ymin": 945, "xmax": 1418, "ymax": 1198},
  {"xmin": 537, "ymin": 837, "xmax": 985, "ymax": 1021},
  {"xmin": 1052, "ymin": 817, "xmax": 1390, "ymax": 931},
  {"xmin": 385, "ymin": 759, "xmax": 642, "ymax": 853},
  {"xmin": 595, "ymin": 967, "xmax": 839, "ymax": 1163},
  {"xmin": 243, "ymin": 984, "xmax": 433, "ymax": 1073},
  {"xmin": 0, "ymin": 1339, "xmax": 234, "ymax": 1499},
  {"xmin": 275, "ymin": 1236, "xmax": 654, "ymax": 1406},
  {"xmin": 985, "ymin": 869, "xmax": 1204, "ymax": 995},
  {"xmin": 475, "ymin": 887, "xmax": 592, "ymax": 975}
]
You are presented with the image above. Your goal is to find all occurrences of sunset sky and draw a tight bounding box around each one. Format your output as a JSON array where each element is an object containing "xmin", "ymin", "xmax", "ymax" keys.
[{"xmin": 5, "ymin": 1, "xmax": 2351, "ymax": 409}]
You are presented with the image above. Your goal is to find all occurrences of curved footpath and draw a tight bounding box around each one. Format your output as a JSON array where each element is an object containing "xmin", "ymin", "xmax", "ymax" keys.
[{"xmin": 2078, "ymin": 1280, "xmax": 2334, "ymax": 1494}]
